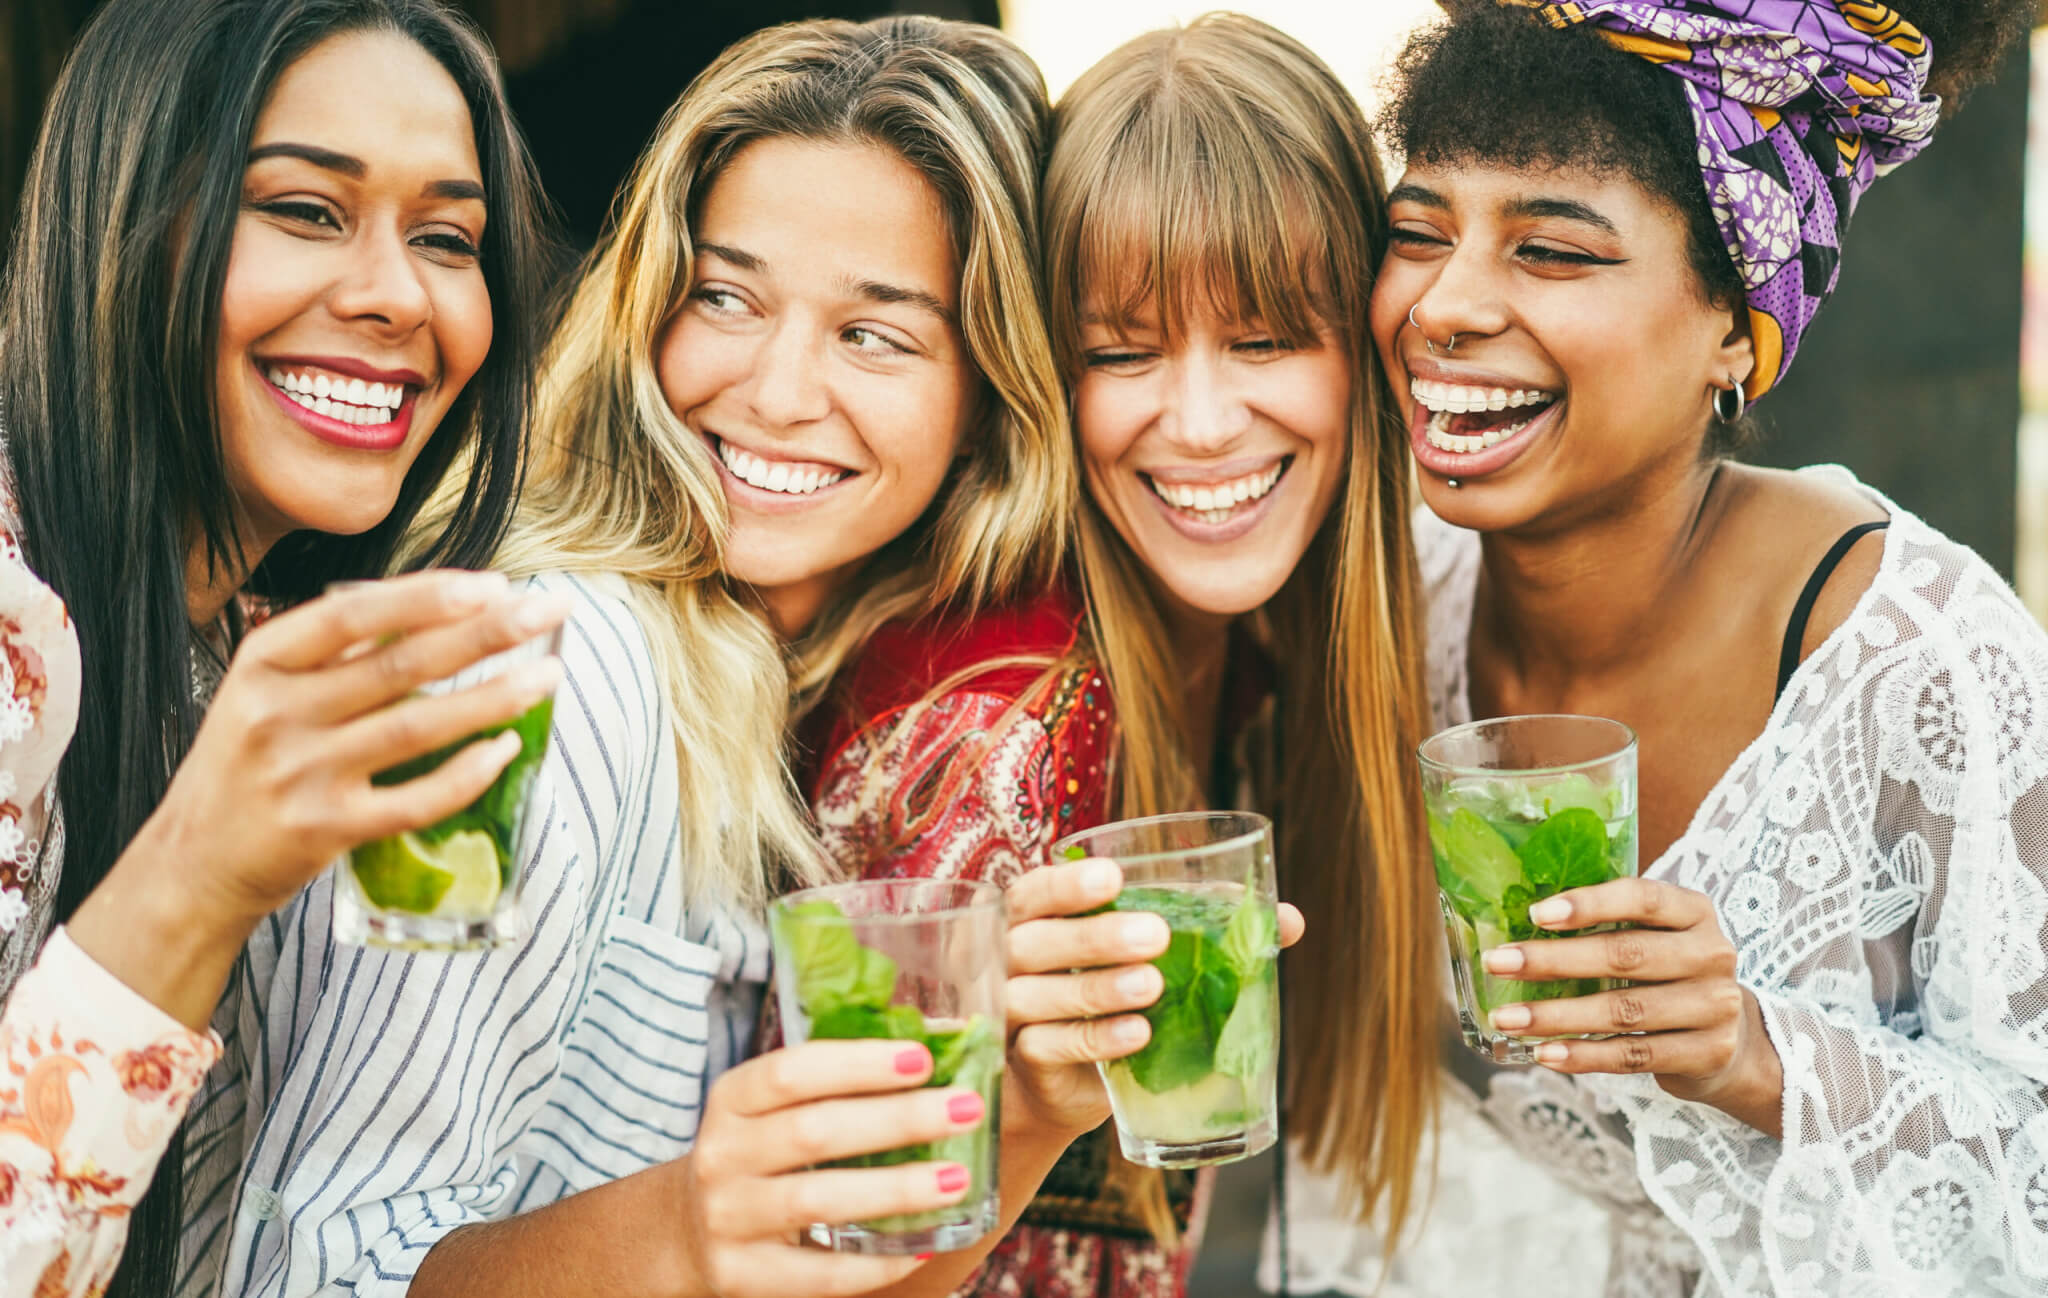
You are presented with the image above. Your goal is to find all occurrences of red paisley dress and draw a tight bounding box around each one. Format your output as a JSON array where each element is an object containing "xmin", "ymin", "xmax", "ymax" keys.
[{"xmin": 801, "ymin": 588, "xmax": 1206, "ymax": 1298}]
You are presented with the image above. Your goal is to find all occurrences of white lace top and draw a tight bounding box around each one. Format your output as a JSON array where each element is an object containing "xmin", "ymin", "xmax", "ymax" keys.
[{"xmin": 1267, "ymin": 467, "xmax": 2048, "ymax": 1297}]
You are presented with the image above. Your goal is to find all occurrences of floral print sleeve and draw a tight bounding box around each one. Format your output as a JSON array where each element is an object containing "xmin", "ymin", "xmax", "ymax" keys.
[{"xmin": 1, "ymin": 928, "xmax": 221, "ymax": 1298}]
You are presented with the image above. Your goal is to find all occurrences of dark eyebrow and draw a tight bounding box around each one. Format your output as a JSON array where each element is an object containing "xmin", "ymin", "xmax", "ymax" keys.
[
  {"xmin": 249, "ymin": 142, "xmax": 363, "ymax": 177},
  {"xmin": 1505, "ymin": 196, "xmax": 1620, "ymax": 236},
  {"xmin": 427, "ymin": 179, "xmax": 486, "ymax": 203},
  {"xmin": 1388, "ymin": 182, "xmax": 1447, "ymax": 208},
  {"xmin": 696, "ymin": 242, "xmax": 764, "ymax": 273},
  {"xmin": 249, "ymin": 142, "xmax": 485, "ymax": 204},
  {"xmin": 845, "ymin": 276, "xmax": 954, "ymax": 324}
]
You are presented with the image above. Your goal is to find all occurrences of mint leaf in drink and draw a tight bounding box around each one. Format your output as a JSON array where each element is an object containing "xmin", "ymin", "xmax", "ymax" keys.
[
  {"xmin": 1213, "ymin": 970, "xmax": 1275, "ymax": 1084},
  {"xmin": 1129, "ymin": 990, "xmax": 1215, "ymax": 1093},
  {"xmin": 1062, "ymin": 844, "xmax": 1087, "ymax": 861},
  {"xmin": 773, "ymin": 899, "xmax": 900, "ymax": 1017},
  {"xmin": 1440, "ymin": 809, "xmax": 1524, "ymax": 902},
  {"xmin": 1219, "ymin": 894, "xmax": 1278, "ymax": 980},
  {"xmin": 1517, "ymin": 807, "xmax": 1611, "ymax": 893}
]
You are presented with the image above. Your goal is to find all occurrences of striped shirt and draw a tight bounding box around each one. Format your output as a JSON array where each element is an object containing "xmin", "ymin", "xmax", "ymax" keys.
[{"xmin": 175, "ymin": 570, "xmax": 770, "ymax": 1297}]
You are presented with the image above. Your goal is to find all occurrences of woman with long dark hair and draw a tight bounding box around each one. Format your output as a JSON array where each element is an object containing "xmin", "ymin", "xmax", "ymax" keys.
[{"xmin": 0, "ymin": 1, "xmax": 558, "ymax": 1293}]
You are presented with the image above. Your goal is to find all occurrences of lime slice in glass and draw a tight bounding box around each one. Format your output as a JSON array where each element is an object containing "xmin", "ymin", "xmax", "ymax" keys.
[{"xmin": 350, "ymin": 829, "xmax": 501, "ymax": 917}]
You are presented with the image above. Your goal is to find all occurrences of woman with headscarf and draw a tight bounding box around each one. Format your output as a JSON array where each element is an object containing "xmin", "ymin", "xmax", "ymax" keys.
[{"xmin": 1267, "ymin": 3, "xmax": 2045, "ymax": 1295}]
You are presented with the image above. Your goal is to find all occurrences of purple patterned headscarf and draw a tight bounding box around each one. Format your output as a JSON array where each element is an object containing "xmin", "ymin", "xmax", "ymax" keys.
[{"xmin": 1507, "ymin": 1, "xmax": 1938, "ymax": 399}]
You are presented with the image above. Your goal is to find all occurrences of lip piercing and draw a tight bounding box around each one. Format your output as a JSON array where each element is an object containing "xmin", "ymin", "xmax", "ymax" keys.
[{"xmin": 1409, "ymin": 304, "xmax": 1457, "ymax": 355}]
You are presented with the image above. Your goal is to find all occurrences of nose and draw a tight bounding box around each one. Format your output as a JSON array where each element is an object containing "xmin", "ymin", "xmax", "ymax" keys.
[
  {"xmin": 1408, "ymin": 239, "xmax": 1510, "ymax": 352},
  {"xmin": 738, "ymin": 318, "xmax": 830, "ymax": 430},
  {"xmin": 1159, "ymin": 352, "xmax": 1252, "ymax": 456},
  {"xmin": 326, "ymin": 222, "xmax": 432, "ymax": 336}
]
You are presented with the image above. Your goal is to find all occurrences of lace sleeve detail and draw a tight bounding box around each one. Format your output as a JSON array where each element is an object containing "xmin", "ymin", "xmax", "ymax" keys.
[
  {"xmin": 1587, "ymin": 517, "xmax": 2048, "ymax": 1297},
  {"xmin": 0, "ymin": 532, "xmax": 82, "ymax": 990},
  {"xmin": 0, "ymin": 928, "xmax": 221, "ymax": 1298}
]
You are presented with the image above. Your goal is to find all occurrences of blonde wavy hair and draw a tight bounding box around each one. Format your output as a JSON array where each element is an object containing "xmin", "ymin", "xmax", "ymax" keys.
[
  {"xmin": 410, "ymin": 15, "xmax": 1070, "ymax": 909},
  {"xmin": 1044, "ymin": 12, "xmax": 1438, "ymax": 1242}
]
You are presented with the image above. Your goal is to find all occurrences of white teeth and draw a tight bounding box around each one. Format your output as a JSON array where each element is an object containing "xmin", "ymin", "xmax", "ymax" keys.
[
  {"xmin": 1148, "ymin": 461, "xmax": 1286, "ymax": 522},
  {"xmin": 1410, "ymin": 378, "xmax": 1557, "ymax": 415},
  {"xmin": 1424, "ymin": 409, "xmax": 1537, "ymax": 454},
  {"xmin": 266, "ymin": 367, "xmax": 404, "ymax": 424},
  {"xmin": 714, "ymin": 438, "xmax": 848, "ymax": 495}
]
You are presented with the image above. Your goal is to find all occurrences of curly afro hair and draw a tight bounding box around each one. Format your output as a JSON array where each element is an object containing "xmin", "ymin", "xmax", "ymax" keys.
[{"xmin": 1382, "ymin": 1, "xmax": 2032, "ymax": 449}]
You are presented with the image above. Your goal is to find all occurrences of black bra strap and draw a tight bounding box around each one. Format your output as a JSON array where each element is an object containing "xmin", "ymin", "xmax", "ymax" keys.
[{"xmin": 1776, "ymin": 519, "xmax": 1890, "ymax": 703}]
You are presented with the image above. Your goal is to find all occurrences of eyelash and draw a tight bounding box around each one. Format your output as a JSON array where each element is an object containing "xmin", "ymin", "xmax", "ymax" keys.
[
  {"xmin": 845, "ymin": 325, "xmax": 915, "ymax": 356},
  {"xmin": 1084, "ymin": 350, "xmax": 1151, "ymax": 369},
  {"xmin": 1390, "ymin": 226, "xmax": 1615, "ymax": 268},
  {"xmin": 256, "ymin": 200, "xmax": 480, "ymax": 259}
]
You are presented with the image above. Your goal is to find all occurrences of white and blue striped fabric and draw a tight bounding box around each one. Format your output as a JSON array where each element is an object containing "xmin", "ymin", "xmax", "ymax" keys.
[{"xmin": 173, "ymin": 570, "xmax": 770, "ymax": 1297}]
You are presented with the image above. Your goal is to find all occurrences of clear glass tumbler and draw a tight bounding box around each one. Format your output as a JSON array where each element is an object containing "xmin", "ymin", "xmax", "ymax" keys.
[
  {"xmin": 330, "ymin": 580, "xmax": 562, "ymax": 952},
  {"xmin": 1051, "ymin": 811, "xmax": 1280, "ymax": 1170},
  {"xmin": 1419, "ymin": 714, "xmax": 1639, "ymax": 1064},
  {"xmin": 768, "ymin": 878, "xmax": 1005, "ymax": 1255}
]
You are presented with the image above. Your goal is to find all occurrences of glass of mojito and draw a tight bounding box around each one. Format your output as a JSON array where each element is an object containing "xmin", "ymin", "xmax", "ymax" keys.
[
  {"xmin": 1050, "ymin": 811, "xmax": 1279, "ymax": 1170},
  {"xmin": 330, "ymin": 581, "xmax": 563, "ymax": 952},
  {"xmin": 768, "ymin": 878, "xmax": 1005, "ymax": 1255},
  {"xmin": 1419, "ymin": 715, "xmax": 1639, "ymax": 1064}
]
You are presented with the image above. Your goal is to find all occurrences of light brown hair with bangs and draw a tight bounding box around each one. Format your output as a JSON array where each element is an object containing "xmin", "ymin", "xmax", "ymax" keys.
[{"xmin": 1044, "ymin": 11, "xmax": 1439, "ymax": 1247}]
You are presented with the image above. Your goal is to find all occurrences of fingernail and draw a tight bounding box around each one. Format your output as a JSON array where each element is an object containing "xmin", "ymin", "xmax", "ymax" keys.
[
  {"xmin": 452, "ymin": 569, "xmax": 512, "ymax": 606},
  {"xmin": 1528, "ymin": 897, "xmax": 1572, "ymax": 927},
  {"xmin": 1082, "ymin": 858, "xmax": 1119, "ymax": 893},
  {"xmin": 514, "ymin": 592, "xmax": 571, "ymax": 635},
  {"xmin": 1111, "ymin": 1017, "xmax": 1148, "ymax": 1046},
  {"xmin": 936, "ymin": 1164, "xmax": 970, "ymax": 1194},
  {"xmin": 947, "ymin": 1091, "xmax": 984, "ymax": 1124},
  {"xmin": 487, "ymin": 731, "xmax": 523, "ymax": 762},
  {"xmin": 1120, "ymin": 914, "xmax": 1161, "ymax": 947},
  {"xmin": 895, "ymin": 1046, "xmax": 930, "ymax": 1075},
  {"xmin": 1482, "ymin": 946, "xmax": 1524, "ymax": 974},
  {"xmin": 1490, "ymin": 1004, "xmax": 1532, "ymax": 1031},
  {"xmin": 1115, "ymin": 966, "xmax": 1157, "ymax": 1000},
  {"xmin": 511, "ymin": 656, "xmax": 563, "ymax": 700},
  {"xmin": 914, "ymin": 1253, "xmax": 935, "ymax": 1263},
  {"xmin": 1535, "ymin": 1042, "xmax": 1569, "ymax": 1064}
]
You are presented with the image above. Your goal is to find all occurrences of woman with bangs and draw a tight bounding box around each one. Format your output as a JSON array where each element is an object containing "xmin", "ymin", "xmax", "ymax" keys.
[
  {"xmin": 210, "ymin": 17, "xmax": 1170, "ymax": 1298},
  {"xmin": 803, "ymin": 14, "xmax": 1432, "ymax": 1296},
  {"xmin": 1269, "ymin": 2, "xmax": 2048, "ymax": 1295}
]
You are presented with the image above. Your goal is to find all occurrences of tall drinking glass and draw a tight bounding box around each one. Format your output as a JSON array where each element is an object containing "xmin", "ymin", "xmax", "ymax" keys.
[
  {"xmin": 330, "ymin": 580, "xmax": 562, "ymax": 951},
  {"xmin": 768, "ymin": 878, "xmax": 1005, "ymax": 1255},
  {"xmin": 1419, "ymin": 715, "xmax": 1638, "ymax": 1064},
  {"xmin": 1051, "ymin": 811, "xmax": 1280, "ymax": 1170}
]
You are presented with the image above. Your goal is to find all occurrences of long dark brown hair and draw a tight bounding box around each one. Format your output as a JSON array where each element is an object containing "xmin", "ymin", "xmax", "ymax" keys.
[{"xmin": 0, "ymin": 0, "xmax": 550, "ymax": 1289}]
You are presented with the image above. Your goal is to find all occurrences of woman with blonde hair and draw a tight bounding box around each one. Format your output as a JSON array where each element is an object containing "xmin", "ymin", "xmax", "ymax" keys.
[
  {"xmin": 204, "ymin": 16, "xmax": 1164, "ymax": 1298},
  {"xmin": 802, "ymin": 13, "xmax": 1433, "ymax": 1295}
]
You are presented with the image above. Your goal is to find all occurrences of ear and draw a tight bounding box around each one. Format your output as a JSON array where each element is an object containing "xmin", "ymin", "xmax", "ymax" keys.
[{"xmin": 1713, "ymin": 307, "xmax": 1756, "ymax": 395}]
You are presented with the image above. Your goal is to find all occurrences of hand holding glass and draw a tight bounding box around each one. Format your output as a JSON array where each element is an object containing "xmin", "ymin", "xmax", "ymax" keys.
[
  {"xmin": 330, "ymin": 578, "xmax": 565, "ymax": 951},
  {"xmin": 1051, "ymin": 811, "xmax": 1281, "ymax": 1169},
  {"xmin": 1420, "ymin": 714, "xmax": 1639, "ymax": 1063},
  {"xmin": 768, "ymin": 879, "xmax": 1004, "ymax": 1255}
]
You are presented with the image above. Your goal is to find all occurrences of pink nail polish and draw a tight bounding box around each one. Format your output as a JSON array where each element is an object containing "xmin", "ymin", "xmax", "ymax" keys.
[
  {"xmin": 895, "ymin": 1046, "xmax": 929, "ymax": 1075},
  {"xmin": 947, "ymin": 1091, "xmax": 985, "ymax": 1124},
  {"xmin": 936, "ymin": 1164, "xmax": 970, "ymax": 1193}
]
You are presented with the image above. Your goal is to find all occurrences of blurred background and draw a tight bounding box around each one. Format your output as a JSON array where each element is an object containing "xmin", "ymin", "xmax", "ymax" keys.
[{"xmin": 3, "ymin": 2, "xmax": 2040, "ymax": 1291}]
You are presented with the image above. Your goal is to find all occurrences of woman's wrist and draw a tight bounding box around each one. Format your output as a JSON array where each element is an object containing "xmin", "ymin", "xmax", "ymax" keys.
[{"xmin": 66, "ymin": 823, "xmax": 267, "ymax": 1030}]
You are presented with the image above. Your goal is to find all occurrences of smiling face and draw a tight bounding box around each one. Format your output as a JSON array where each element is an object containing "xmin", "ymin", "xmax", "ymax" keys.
[
  {"xmin": 216, "ymin": 29, "xmax": 492, "ymax": 554},
  {"xmin": 1076, "ymin": 302, "xmax": 1350, "ymax": 623},
  {"xmin": 655, "ymin": 137, "xmax": 977, "ymax": 636},
  {"xmin": 1370, "ymin": 163, "xmax": 1752, "ymax": 533}
]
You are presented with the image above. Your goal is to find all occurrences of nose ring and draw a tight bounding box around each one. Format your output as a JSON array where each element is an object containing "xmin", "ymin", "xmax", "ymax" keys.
[{"xmin": 1409, "ymin": 304, "xmax": 1458, "ymax": 355}]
